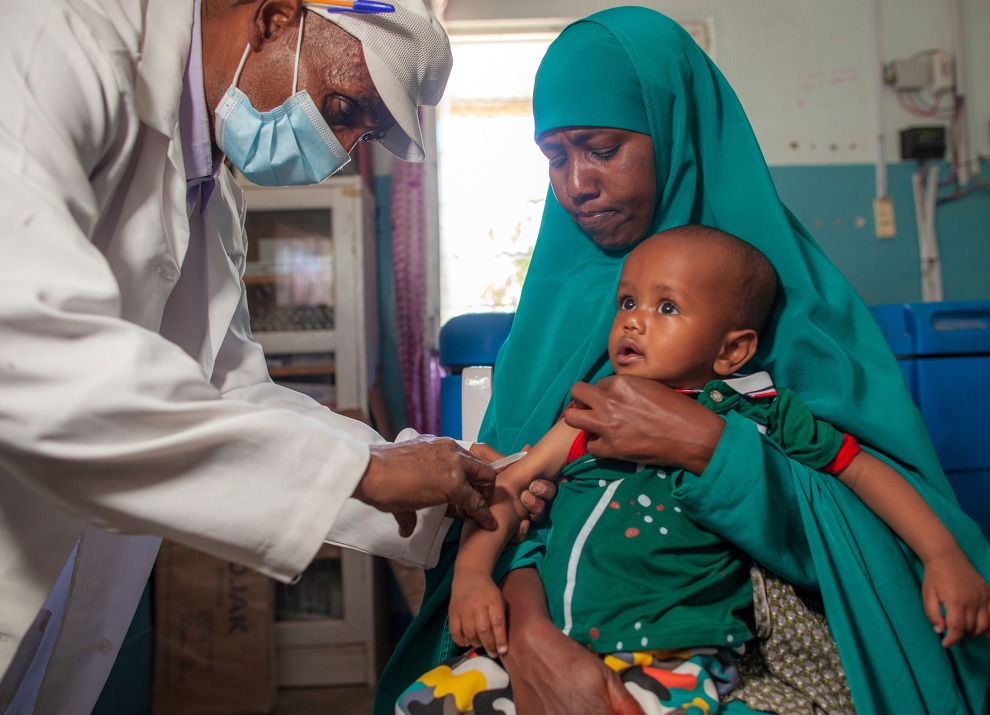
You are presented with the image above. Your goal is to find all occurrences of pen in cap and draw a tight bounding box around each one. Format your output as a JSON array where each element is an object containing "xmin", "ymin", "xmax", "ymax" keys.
[{"xmin": 304, "ymin": 0, "xmax": 395, "ymax": 14}]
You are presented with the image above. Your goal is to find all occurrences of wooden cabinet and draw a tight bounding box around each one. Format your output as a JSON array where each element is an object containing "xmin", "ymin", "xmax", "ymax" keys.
[
  {"xmin": 271, "ymin": 545, "xmax": 384, "ymax": 687},
  {"xmin": 238, "ymin": 175, "xmax": 384, "ymax": 687}
]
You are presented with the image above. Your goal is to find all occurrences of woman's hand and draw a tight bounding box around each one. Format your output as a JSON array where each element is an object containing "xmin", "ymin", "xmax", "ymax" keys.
[
  {"xmin": 500, "ymin": 569, "xmax": 644, "ymax": 715},
  {"xmin": 566, "ymin": 375, "xmax": 725, "ymax": 474}
]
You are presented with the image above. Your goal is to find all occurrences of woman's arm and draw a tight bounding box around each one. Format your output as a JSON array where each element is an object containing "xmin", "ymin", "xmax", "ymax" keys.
[
  {"xmin": 450, "ymin": 421, "xmax": 577, "ymax": 655},
  {"xmin": 838, "ymin": 451, "xmax": 990, "ymax": 646},
  {"xmin": 500, "ymin": 568, "xmax": 645, "ymax": 715},
  {"xmin": 565, "ymin": 375, "xmax": 819, "ymax": 589}
]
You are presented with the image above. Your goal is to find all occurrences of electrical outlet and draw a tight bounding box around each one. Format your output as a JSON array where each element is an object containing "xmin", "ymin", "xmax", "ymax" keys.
[{"xmin": 873, "ymin": 197, "xmax": 896, "ymax": 239}]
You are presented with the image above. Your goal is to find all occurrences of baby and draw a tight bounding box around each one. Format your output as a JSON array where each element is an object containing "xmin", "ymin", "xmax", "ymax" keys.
[{"xmin": 400, "ymin": 224, "xmax": 990, "ymax": 714}]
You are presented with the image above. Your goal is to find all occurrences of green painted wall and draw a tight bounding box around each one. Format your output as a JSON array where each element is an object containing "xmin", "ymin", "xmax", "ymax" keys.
[{"xmin": 770, "ymin": 162, "xmax": 990, "ymax": 305}]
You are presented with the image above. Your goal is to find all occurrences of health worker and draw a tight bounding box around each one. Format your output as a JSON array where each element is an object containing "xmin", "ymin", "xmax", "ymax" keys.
[{"xmin": 0, "ymin": 0, "xmax": 517, "ymax": 710}]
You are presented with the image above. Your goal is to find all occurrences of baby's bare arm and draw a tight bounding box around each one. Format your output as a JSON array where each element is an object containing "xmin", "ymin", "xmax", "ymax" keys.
[
  {"xmin": 838, "ymin": 451, "xmax": 990, "ymax": 645},
  {"xmin": 839, "ymin": 452, "xmax": 959, "ymax": 564},
  {"xmin": 457, "ymin": 420, "xmax": 579, "ymax": 576},
  {"xmin": 450, "ymin": 420, "xmax": 580, "ymax": 655}
]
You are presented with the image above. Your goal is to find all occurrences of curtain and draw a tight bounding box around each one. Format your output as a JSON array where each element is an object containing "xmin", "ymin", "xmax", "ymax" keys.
[{"xmin": 389, "ymin": 157, "xmax": 440, "ymax": 435}]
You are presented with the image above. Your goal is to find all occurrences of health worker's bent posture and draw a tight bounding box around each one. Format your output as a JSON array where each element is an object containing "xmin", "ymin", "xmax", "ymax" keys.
[{"xmin": 0, "ymin": 1, "xmax": 503, "ymax": 711}]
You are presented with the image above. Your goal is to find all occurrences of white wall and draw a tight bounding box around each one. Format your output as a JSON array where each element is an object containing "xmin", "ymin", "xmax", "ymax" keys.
[{"xmin": 440, "ymin": 0, "xmax": 990, "ymax": 167}]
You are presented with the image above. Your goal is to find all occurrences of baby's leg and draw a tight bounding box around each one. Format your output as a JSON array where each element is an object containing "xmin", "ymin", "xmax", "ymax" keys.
[
  {"xmin": 395, "ymin": 646, "xmax": 762, "ymax": 715},
  {"xmin": 395, "ymin": 649, "xmax": 514, "ymax": 715},
  {"xmin": 604, "ymin": 648, "xmax": 752, "ymax": 714}
]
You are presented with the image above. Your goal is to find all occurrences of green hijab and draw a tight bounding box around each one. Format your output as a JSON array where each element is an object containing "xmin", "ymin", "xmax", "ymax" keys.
[
  {"xmin": 477, "ymin": 7, "xmax": 989, "ymax": 714},
  {"xmin": 482, "ymin": 8, "xmax": 936, "ymax": 475}
]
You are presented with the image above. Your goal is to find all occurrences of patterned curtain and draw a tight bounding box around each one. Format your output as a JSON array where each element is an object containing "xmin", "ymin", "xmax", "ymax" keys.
[{"xmin": 389, "ymin": 156, "xmax": 440, "ymax": 435}]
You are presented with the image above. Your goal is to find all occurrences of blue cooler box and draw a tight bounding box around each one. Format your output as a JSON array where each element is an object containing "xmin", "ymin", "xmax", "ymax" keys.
[{"xmin": 870, "ymin": 301, "xmax": 990, "ymax": 538}]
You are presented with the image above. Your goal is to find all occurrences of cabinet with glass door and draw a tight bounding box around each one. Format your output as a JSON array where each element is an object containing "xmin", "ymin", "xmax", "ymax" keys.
[{"xmin": 238, "ymin": 173, "xmax": 384, "ymax": 687}]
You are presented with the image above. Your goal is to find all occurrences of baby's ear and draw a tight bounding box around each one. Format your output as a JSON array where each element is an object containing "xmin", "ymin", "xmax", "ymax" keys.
[{"xmin": 713, "ymin": 329, "xmax": 758, "ymax": 376}]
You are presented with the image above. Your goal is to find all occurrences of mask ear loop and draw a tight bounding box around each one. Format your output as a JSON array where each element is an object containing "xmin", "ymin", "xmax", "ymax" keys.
[
  {"xmin": 229, "ymin": 9, "xmax": 304, "ymax": 92},
  {"xmin": 292, "ymin": 10, "xmax": 306, "ymax": 95},
  {"xmin": 231, "ymin": 44, "xmax": 251, "ymax": 88}
]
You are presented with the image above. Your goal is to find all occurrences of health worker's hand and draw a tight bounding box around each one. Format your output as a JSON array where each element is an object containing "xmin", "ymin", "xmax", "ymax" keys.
[
  {"xmin": 566, "ymin": 375, "xmax": 725, "ymax": 475},
  {"xmin": 356, "ymin": 435, "xmax": 496, "ymax": 537},
  {"xmin": 471, "ymin": 442, "xmax": 557, "ymax": 542}
]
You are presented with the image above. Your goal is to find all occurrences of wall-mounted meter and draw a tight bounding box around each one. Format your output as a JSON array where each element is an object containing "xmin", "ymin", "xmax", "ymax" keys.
[{"xmin": 899, "ymin": 126, "xmax": 947, "ymax": 161}]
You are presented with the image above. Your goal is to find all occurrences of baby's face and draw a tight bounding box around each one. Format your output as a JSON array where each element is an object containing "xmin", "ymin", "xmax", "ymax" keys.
[{"xmin": 608, "ymin": 232, "xmax": 737, "ymax": 390}]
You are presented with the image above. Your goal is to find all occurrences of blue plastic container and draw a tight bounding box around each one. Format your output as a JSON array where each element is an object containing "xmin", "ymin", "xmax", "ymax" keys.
[
  {"xmin": 869, "ymin": 301, "xmax": 990, "ymax": 538},
  {"xmin": 438, "ymin": 313, "xmax": 514, "ymax": 439}
]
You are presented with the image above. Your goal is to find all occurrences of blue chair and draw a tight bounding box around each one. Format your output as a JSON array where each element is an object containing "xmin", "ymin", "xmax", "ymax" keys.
[{"xmin": 438, "ymin": 313, "xmax": 513, "ymax": 440}]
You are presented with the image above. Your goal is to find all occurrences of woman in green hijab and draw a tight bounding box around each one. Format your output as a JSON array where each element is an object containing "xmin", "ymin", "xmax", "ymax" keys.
[{"xmin": 377, "ymin": 7, "xmax": 990, "ymax": 714}]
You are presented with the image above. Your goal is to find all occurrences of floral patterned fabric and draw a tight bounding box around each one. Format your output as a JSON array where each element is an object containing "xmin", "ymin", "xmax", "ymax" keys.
[{"xmin": 729, "ymin": 567, "xmax": 854, "ymax": 715}]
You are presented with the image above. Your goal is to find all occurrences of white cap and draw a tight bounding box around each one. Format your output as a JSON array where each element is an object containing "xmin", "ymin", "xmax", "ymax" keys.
[{"xmin": 305, "ymin": 1, "xmax": 452, "ymax": 162}]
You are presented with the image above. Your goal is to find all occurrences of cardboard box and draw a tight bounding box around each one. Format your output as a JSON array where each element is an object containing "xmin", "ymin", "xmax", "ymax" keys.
[{"xmin": 153, "ymin": 540, "xmax": 276, "ymax": 715}]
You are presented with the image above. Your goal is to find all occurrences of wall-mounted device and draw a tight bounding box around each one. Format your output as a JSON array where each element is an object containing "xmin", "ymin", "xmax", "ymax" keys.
[
  {"xmin": 885, "ymin": 51, "xmax": 955, "ymax": 94},
  {"xmin": 899, "ymin": 126, "xmax": 946, "ymax": 161}
]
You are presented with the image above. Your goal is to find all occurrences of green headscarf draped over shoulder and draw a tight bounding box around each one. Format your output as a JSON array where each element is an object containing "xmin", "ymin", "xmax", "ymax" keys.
[{"xmin": 476, "ymin": 7, "xmax": 990, "ymax": 714}]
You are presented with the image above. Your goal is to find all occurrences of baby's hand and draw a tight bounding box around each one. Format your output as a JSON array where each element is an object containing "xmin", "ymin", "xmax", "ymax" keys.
[
  {"xmin": 922, "ymin": 549, "xmax": 990, "ymax": 647},
  {"xmin": 449, "ymin": 570, "xmax": 509, "ymax": 658}
]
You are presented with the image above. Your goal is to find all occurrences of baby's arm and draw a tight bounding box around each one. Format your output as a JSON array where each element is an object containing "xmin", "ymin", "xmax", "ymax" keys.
[
  {"xmin": 449, "ymin": 419, "xmax": 580, "ymax": 657},
  {"xmin": 837, "ymin": 451, "xmax": 990, "ymax": 646}
]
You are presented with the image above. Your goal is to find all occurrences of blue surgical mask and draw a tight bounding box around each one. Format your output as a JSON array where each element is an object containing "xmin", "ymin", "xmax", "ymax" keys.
[{"xmin": 214, "ymin": 10, "xmax": 350, "ymax": 186}]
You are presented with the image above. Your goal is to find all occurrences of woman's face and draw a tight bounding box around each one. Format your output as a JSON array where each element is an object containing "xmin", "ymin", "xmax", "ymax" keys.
[{"xmin": 537, "ymin": 127, "xmax": 656, "ymax": 251}]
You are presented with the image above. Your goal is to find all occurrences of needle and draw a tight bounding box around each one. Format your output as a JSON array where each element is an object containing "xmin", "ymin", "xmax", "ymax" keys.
[{"xmin": 490, "ymin": 452, "xmax": 528, "ymax": 470}]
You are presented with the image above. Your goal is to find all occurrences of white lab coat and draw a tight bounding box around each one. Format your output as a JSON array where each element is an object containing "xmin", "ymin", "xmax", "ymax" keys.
[{"xmin": 0, "ymin": 0, "xmax": 446, "ymax": 711}]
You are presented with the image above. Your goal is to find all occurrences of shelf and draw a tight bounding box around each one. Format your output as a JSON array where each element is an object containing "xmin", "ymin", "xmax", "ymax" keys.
[
  {"xmin": 254, "ymin": 329, "xmax": 336, "ymax": 355},
  {"xmin": 268, "ymin": 364, "xmax": 336, "ymax": 378},
  {"xmin": 274, "ymin": 639, "xmax": 373, "ymax": 687},
  {"xmin": 315, "ymin": 544, "xmax": 342, "ymax": 560},
  {"xmin": 243, "ymin": 274, "xmax": 278, "ymax": 285}
]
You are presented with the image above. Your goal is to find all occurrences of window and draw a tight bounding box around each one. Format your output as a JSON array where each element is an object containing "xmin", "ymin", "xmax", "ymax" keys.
[
  {"xmin": 435, "ymin": 19, "xmax": 714, "ymax": 325},
  {"xmin": 436, "ymin": 31, "xmax": 558, "ymax": 324}
]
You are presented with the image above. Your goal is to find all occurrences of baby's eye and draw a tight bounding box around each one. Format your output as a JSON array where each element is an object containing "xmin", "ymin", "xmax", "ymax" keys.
[
  {"xmin": 619, "ymin": 296, "xmax": 636, "ymax": 310},
  {"xmin": 658, "ymin": 301, "xmax": 679, "ymax": 315}
]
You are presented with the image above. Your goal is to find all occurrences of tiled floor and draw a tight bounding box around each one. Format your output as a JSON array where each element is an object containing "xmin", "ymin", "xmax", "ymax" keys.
[{"xmin": 275, "ymin": 685, "xmax": 376, "ymax": 714}]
